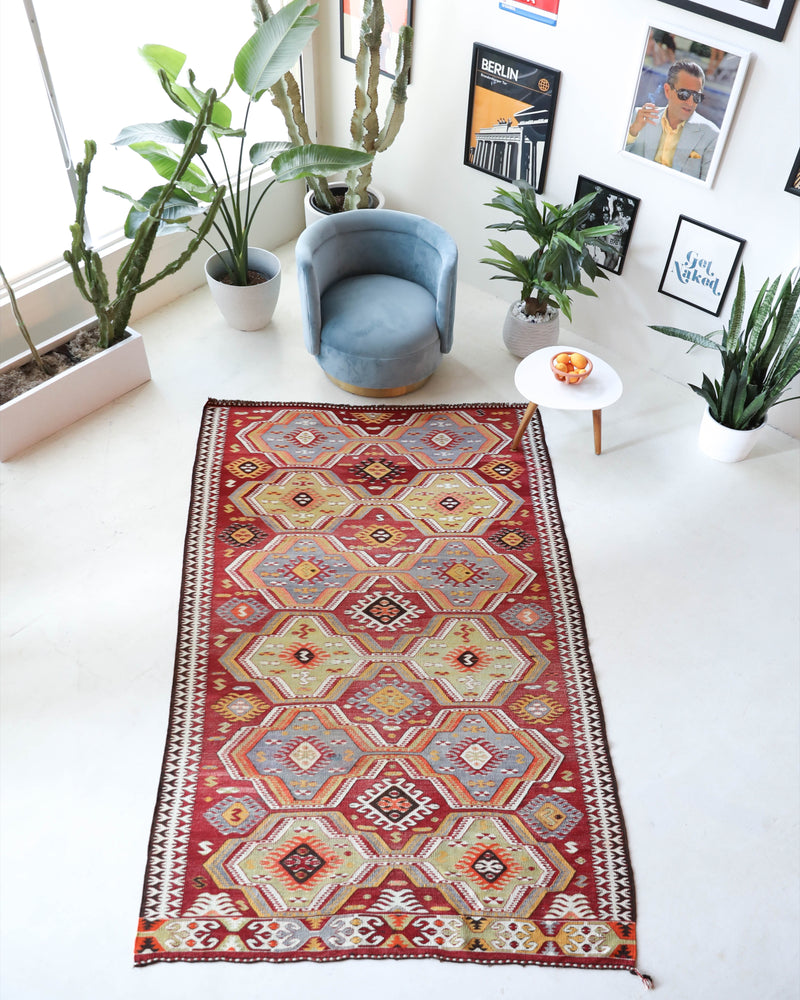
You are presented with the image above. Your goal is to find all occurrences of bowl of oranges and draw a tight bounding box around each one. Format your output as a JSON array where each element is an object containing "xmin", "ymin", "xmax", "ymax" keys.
[{"xmin": 551, "ymin": 351, "xmax": 592, "ymax": 384}]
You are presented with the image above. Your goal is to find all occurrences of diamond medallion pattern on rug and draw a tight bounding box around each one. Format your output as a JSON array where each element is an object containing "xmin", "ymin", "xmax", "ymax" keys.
[{"xmin": 136, "ymin": 402, "xmax": 640, "ymax": 980}]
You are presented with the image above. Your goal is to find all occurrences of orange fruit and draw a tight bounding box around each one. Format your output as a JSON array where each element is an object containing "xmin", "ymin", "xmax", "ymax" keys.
[
  {"xmin": 555, "ymin": 353, "xmax": 571, "ymax": 365},
  {"xmin": 570, "ymin": 353, "xmax": 588, "ymax": 369},
  {"xmin": 554, "ymin": 361, "xmax": 569, "ymax": 372}
]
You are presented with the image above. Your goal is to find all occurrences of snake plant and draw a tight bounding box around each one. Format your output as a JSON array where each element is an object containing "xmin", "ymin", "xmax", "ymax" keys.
[{"xmin": 650, "ymin": 266, "xmax": 800, "ymax": 431}]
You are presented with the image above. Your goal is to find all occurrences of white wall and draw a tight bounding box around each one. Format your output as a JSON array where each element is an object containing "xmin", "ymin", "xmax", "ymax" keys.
[{"xmin": 313, "ymin": 0, "xmax": 800, "ymax": 435}]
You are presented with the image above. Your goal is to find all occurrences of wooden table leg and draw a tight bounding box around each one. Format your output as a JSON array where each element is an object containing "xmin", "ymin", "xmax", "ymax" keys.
[
  {"xmin": 592, "ymin": 409, "xmax": 602, "ymax": 455},
  {"xmin": 512, "ymin": 402, "xmax": 538, "ymax": 449}
]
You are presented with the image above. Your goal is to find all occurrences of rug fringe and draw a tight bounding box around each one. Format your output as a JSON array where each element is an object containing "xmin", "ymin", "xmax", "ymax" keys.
[{"xmin": 632, "ymin": 968, "xmax": 655, "ymax": 989}]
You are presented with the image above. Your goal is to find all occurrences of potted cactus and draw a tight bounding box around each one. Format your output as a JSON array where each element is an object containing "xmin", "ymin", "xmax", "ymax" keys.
[
  {"xmin": 252, "ymin": 0, "xmax": 412, "ymax": 222},
  {"xmin": 114, "ymin": 0, "xmax": 373, "ymax": 328},
  {"xmin": 0, "ymin": 93, "xmax": 222, "ymax": 461}
]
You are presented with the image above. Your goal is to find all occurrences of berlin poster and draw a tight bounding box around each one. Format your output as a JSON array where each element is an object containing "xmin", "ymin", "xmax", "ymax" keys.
[{"xmin": 464, "ymin": 44, "xmax": 560, "ymax": 192}]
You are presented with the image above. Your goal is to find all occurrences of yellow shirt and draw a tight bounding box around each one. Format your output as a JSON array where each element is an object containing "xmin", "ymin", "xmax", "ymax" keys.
[
  {"xmin": 654, "ymin": 112, "xmax": 685, "ymax": 167},
  {"xmin": 625, "ymin": 109, "xmax": 686, "ymax": 167}
]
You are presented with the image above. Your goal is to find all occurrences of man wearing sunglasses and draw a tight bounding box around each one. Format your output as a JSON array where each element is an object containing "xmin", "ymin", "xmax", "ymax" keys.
[{"xmin": 626, "ymin": 60, "xmax": 719, "ymax": 180}]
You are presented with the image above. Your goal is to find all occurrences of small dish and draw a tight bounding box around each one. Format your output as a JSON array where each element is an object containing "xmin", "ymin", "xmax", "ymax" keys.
[{"xmin": 550, "ymin": 351, "xmax": 593, "ymax": 384}]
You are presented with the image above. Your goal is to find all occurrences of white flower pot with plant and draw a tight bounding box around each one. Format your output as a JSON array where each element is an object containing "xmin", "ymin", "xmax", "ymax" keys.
[
  {"xmin": 481, "ymin": 181, "xmax": 621, "ymax": 358},
  {"xmin": 650, "ymin": 266, "xmax": 800, "ymax": 462},
  {"xmin": 114, "ymin": 0, "xmax": 373, "ymax": 328}
]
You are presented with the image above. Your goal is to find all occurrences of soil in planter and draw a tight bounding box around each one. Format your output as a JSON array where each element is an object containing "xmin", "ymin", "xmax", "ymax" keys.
[
  {"xmin": 219, "ymin": 270, "xmax": 269, "ymax": 286},
  {"xmin": 0, "ymin": 325, "xmax": 124, "ymax": 405}
]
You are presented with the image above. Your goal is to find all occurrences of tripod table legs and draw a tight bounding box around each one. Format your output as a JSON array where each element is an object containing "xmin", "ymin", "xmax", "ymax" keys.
[{"xmin": 512, "ymin": 402, "xmax": 605, "ymax": 454}]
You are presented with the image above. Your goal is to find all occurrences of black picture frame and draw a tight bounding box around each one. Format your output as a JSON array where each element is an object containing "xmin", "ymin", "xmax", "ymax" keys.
[
  {"xmin": 339, "ymin": 0, "xmax": 413, "ymax": 80},
  {"xmin": 785, "ymin": 149, "xmax": 800, "ymax": 197},
  {"xmin": 658, "ymin": 215, "xmax": 745, "ymax": 315},
  {"xmin": 573, "ymin": 176, "xmax": 641, "ymax": 276},
  {"xmin": 463, "ymin": 43, "xmax": 560, "ymax": 193},
  {"xmin": 655, "ymin": 0, "xmax": 797, "ymax": 41}
]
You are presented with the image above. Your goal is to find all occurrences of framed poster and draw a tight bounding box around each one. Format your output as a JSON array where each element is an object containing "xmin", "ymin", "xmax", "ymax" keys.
[
  {"xmin": 622, "ymin": 24, "xmax": 750, "ymax": 187},
  {"xmin": 464, "ymin": 44, "xmax": 560, "ymax": 193},
  {"xmin": 499, "ymin": 0, "xmax": 560, "ymax": 27},
  {"xmin": 785, "ymin": 149, "xmax": 800, "ymax": 197},
  {"xmin": 658, "ymin": 215, "xmax": 745, "ymax": 314},
  {"xmin": 655, "ymin": 0, "xmax": 797, "ymax": 41},
  {"xmin": 573, "ymin": 176, "xmax": 641, "ymax": 275},
  {"xmin": 340, "ymin": 0, "xmax": 413, "ymax": 79}
]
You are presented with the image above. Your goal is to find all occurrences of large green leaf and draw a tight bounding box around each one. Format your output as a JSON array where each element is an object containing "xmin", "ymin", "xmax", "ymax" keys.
[
  {"xmin": 113, "ymin": 120, "xmax": 195, "ymax": 148},
  {"xmin": 234, "ymin": 0, "xmax": 318, "ymax": 101},
  {"xmin": 139, "ymin": 44, "xmax": 185, "ymax": 82},
  {"xmin": 129, "ymin": 141, "xmax": 213, "ymax": 198},
  {"xmin": 249, "ymin": 140, "xmax": 292, "ymax": 167},
  {"xmin": 122, "ymin": 186, "xmax": 206, "ymax": 238},
  {"xmin": 271, "ymin": 143, "xmax": 373, "ymax": 181}
]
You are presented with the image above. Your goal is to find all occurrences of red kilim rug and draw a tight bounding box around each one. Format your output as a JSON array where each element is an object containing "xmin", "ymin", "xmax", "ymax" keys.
[{"xmin": 135, "ymin": 400, "xmax": 645, "ymax": 982}]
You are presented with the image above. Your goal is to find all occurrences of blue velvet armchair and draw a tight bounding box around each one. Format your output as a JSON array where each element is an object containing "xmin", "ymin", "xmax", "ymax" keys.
[{"xmin": 295, "ymin": 209, "xmax": 458, "ymax": 396}]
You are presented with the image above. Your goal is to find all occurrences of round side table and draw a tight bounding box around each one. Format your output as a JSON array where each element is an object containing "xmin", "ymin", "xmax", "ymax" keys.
[{"xmin": 512, "ymin": 347, "xmax": 623, "ymax": 454}]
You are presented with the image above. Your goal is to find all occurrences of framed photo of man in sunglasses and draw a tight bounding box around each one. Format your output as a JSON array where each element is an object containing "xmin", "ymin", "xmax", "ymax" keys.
[{"xmin": 622, "ymin": 24, "xmax": 750, "ymax": 186}]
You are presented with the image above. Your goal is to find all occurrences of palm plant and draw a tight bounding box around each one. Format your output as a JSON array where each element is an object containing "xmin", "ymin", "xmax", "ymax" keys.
[
  {"xmin": 481, "ymin": 181, "xmax": 620, "ymax": 320},
  {"xmin": 650, "ymin": 266, "xmax": 800, "ymax": 431},
  {"xmin": 114, "ymin": 0, "xmax": 372, "ymax": 286}
]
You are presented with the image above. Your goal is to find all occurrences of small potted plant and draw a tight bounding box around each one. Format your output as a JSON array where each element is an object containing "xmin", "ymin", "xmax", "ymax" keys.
[
  {"xmin": 481, "ymin": 180, "xmax": 620, "ymax": 357},
  {"xmin": 650, "ymin": 266, "xmax": 800, "ymax": 462},
  {"xmin": 0, "ymin": 96, "xmax": 222, "ymax": 461},
  {"xmin": 253, "ymin": 0, "xmax": 412, "ymax": 222},
  {"xmin": 114, "ymin": 0, "xmax": 373, "ymax": 329}
]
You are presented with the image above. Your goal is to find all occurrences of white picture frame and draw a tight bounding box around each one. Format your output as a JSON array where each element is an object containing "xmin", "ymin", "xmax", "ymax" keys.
[{"xmin": 621, "ymin": 23, "xmax": 751, "ymax": 188}]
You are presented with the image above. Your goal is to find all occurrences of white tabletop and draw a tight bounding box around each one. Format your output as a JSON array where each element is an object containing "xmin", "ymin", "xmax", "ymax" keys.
[{"xmin": 514, "ymin": 347, "xmax": 623, "ymax": 411}]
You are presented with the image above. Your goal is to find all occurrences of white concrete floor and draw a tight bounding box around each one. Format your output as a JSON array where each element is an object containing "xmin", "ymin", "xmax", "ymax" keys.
[{"xmin": 2, "ymin": 242, "xmax": 798, "ymax": 1000}]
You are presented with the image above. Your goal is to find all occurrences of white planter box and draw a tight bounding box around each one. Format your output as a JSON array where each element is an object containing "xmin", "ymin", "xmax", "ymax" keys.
[{"xmin": 0, "ymin": 321, "xmax": 151, "ymax": 461}]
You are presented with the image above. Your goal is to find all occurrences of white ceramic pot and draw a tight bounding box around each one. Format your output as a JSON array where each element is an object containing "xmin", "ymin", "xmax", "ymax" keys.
[
  {"xmin": 698, "ymin": 407, "xmax": 765, "ymax": 462},
  {"xmin": 0, "ymin": 323, "xmax": 150, "ymax": 461},
  {"xmin": 303, "ymin": 184, "xmax": 385, "ymax": 227},
  {"xmin": 502, "ymin": 301, "xmax": 560, "ymax": 358},
  {"xmin": 205, "ymin": 248, "xmax": 281, "ymax": 331}
]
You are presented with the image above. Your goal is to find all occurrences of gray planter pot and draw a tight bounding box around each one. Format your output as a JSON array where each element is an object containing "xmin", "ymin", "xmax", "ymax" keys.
[
  {"xmin": 303, "ymin": 184, "xmax": 385, "ymax": 227},
  {"xmin": 502, "ymin": 301, "xmax": 560, "ymax": 358},
  {"xmin": 205, "ymin": 248, "xmax": 281, "ymax": 331}
]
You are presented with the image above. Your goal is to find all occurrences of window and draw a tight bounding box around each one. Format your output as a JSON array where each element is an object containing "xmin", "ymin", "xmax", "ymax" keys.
[{"xmin": 0, "ymin": 0, "xmax": 294, "ymax": 284}]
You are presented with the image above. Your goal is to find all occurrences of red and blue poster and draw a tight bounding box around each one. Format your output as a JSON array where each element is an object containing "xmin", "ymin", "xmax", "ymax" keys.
[{"xmin": 499, "ymin": 0, "xmax": 560, "ymax": 28}]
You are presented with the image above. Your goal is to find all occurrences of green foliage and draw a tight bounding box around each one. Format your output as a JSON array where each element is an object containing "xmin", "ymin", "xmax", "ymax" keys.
[
  {"xmin": 650, "ymin": 266, "xmax": 800, "ymax": 430},
  {"xmin": 65, "ymin": 95, "xmax": 225, "ymax": 349},
  {"xmin": 480, "ymin": 181, "xmax": 620, "ymax": 320},
  {"xmin": 253, "ymin": 0, "xmax": 412, "ymax": 213},
  {"xmin": 0, "ymin": 264, "xmax": 49, "ymax": 374},
  {"xmin": 114, "ymin": 0, "xmax": 372, "ymax": 285}
]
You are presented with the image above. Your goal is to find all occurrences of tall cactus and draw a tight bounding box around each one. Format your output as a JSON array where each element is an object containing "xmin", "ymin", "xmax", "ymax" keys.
[
  {"xmin": 252, "ymin": 0, "xmax": 412, "ymax": 213},
  {"xmin": 64, "ymin": 91, "xmax": 224, "ymax": 348}
]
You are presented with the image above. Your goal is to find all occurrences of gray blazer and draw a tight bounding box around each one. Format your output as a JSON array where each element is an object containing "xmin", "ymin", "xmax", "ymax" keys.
[{"xmin": 627, "ymin": 109, "xmax": 719, "ymax": 180}]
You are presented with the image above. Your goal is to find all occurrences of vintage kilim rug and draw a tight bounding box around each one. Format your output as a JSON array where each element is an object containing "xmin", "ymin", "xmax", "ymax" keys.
[{"xmin": 135, "ymin": 400, "xmax": 645, "ymax": 981}]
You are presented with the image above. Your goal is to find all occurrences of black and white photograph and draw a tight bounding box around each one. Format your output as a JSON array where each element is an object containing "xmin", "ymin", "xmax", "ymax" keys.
[
  {"xmin": 622, "ymin": 24, "xmax": 750, "ymax": 187},
  {"xmin": 573, "ymin": 176, "xmax": 641, "ymax": 275},
  {"xmin": 464, "ymin": 43, "xmax": 560, "ymax": 192},
  {"xmin": 785, "ymin": 148, "xmax": 800, "ymax": 197},
  {"xmin": 655, "ymin": 0, "xmax": 797, "ymax": 41},
  {"xmin": 658, "ymin": 215, "xmax": 745, "ymax": 314}
]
